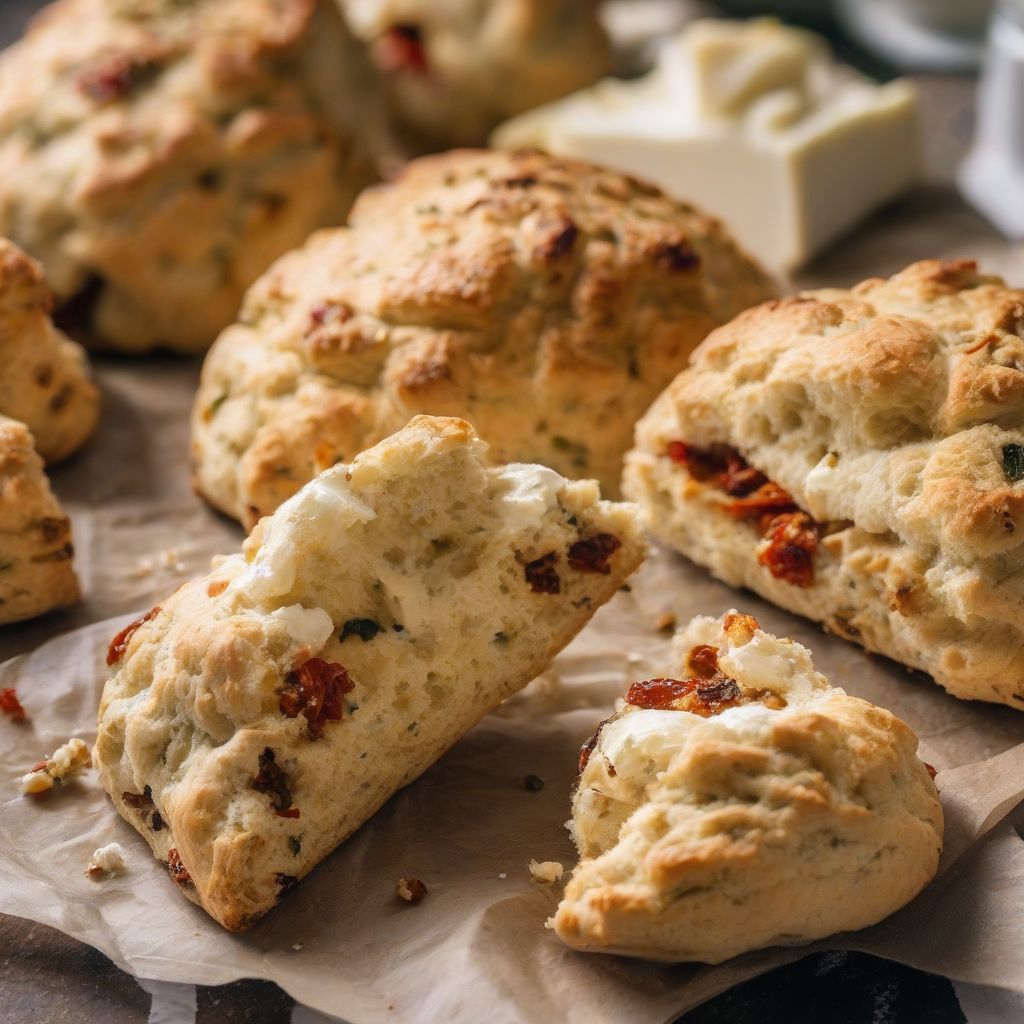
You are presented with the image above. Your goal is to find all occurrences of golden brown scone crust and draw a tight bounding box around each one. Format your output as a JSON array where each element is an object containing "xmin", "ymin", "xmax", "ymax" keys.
[
  {"xmin": 0, "ymin": 240, "xmax": 98, "ymax": 462},
  {"xmin": 624, "ymin": 259, "xmax": 1024, "ymax": 708},
  {"xmin": 96, "ymin": 415, "xmax": 647, "ymax": 930},
  {"xmin": 0, "ymin": 415, "xmax": 79, "ymax": 624},
  {"xmin": 553, "ymin": 613, "xmax": 943, "ymax": 963},
  {"xmin": 0, "ymin": 0, "xmax": 380, "ymax": 354},
  {"xmin": 191, "ymin": 148, "xmax": 775, "ymax": 528},
  {"xmin": 339, "ymin": 0, "xmax": 610, "ymax": 148}
]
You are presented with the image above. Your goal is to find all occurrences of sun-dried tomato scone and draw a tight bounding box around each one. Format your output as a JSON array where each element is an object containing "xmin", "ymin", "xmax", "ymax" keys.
[
  {"xmin": 0, "ymin": 0, "xmax": 380, "ymax": 354},
  {"xmin": 191, "ymin": 148, "xmax": 775, "ymax": 529},
  {"xmin": 95, "ymin": 416, "xmax": 646, "ymax": 930},
  {"xmin": 552, "ymin": 612, "xmax": 943, "ymax": 964},
  {"xmin": 0, "ymin": 241, "xmax": 98, "ymax": 463},
  {"xmin": 338, "ymin": 0, "xmax": 609, "ymax": 148},
  {"xmin": 0, "ymin": 416, "xmax": 79, "ymax": 624},
  {"xmin": 624, "ymin": 260, "xmax": 1024, "ymax": 709}
]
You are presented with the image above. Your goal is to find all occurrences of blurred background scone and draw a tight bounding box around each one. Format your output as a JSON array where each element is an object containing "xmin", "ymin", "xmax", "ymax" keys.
[
  {"xmin": 338, "ymin": 0, "xmax": 610, "ymax": 148},
  {"xmin": 0, "ymin": 0, "xmax": 381, "ymax": 354},
  {"xmin": 625, "ymin": 259, "xmax": 1024, "ymax": 709},
  {"xmin": 0, "ymin": 239, "xmax": 98, "ymax": 462},
  {"xmin": 0, "ymin": 415, "xmax": 78, "ymax": 624},
  {"xmin": 191, "ymin": 148, "xmax": 775, "ymax": 528}
]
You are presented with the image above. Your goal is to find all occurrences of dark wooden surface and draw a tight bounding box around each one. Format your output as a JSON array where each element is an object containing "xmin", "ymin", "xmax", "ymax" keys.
[{"xmin": 0, "ymin": 1, "xmax": 992, "ymax": 1021}]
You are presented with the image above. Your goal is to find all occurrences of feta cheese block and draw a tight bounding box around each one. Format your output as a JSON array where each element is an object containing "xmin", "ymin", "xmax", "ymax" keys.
[
  {"xmin": 94, "ymin": 416, "xmax": 647, "ymax": 930},
  {"xmin": 553, "ymin": 612, "xmax": 943, "ymax": 963},
  {"xmin": 494, "ymin": 18, "xmax": 921, "ymax": 272}
]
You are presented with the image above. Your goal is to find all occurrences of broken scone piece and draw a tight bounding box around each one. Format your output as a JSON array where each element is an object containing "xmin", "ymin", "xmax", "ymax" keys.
[
  {"xmin": 0, "ymin": 416, "xmax": 79, "ymax": 624},
  {"xmin": 95, "ymin": 416, "xmax": 645, "ymax": 930},
  {"xmin": 553, "ymin": 612, "xmax": 942, "ymax": 964}
]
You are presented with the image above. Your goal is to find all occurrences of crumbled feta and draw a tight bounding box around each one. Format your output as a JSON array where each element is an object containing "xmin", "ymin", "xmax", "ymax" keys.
[
  {"xmin": 86, "ymin": 842, "xmax": 127, "ymax": 879},
  {"xmin": 528, "ymin": 860, "xmax": 564, "ymax": 883},
  {"xmin": 496, "ymin": 464, "xmax": 564, "ymax": 530},
  {"xmin": 20, "ymin": 737, "xmax": 91, "ymax": 795}
]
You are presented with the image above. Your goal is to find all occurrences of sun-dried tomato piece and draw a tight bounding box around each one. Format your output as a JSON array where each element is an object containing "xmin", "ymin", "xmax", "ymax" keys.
[
  {"xmin": 252, "ymin": 747, "xmax": 298, "ymax": 817},
  {"xmin": 726, "ymin": 481, "xmax": 798, "ymax": 521},
  {"xmin": 577, "ymin": 715, "xmax": 615, "ymax": 774},
  {"xmin": 122, "ymin": 787, "xmax": 153, "ymax": 810},
  {"xmin": 106, "ymin": 607, "xmax": 160, "ymax": 666},
  {"xmin": 377, "ymin": 24, "xmax": 429, "ymax": 74},
  {"xmin": 279, "ymin": 658, "xmax": 354, "ymax": 739},
  {"xmin": 758, "ymin": 512, "xmax": 819, "ymax": 588},
  {"xmin": 78, "ymin": 54, "xmax": 156, "ymax": 104},
  {"xmin": 524, "ymin": 552, "xmax": 560, "ymax": 594},
  {"xmin": 626, "ymin": 676, "xmax": 743, "ymax": 717},
  {"xmin": 0, "ymin": 688, "xmax": 27, "ymax": 722},
  {"xmin": 166, "ymin": 848, "xmax": 192, "ymax": 889},
  {"xmin": 568, "ymin": 533, "xmax": 621, "ymax": 574},
  {"xmin": 924, "ymin": 762, "xmax": 937, "ymax": 780},
  {"xmin": 687, "ymin": 644, "xmax": 720, "ymax": 680},
  {"xmin": 625, "ymin": 677, "xmax": 700, "ymax": 710}
]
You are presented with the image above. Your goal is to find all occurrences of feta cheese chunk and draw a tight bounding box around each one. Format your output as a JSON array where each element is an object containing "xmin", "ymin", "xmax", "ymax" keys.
[
  {"xmin": 20, "ymin": 736, "xmax": 91, "ymax": 795},
  {"xmin": 87, "ymin": 842, "xmax": 127, "ymax": 878},
  {"xmin": 495, "ymin": 18, "xmax": 920, "ymax": 271}
]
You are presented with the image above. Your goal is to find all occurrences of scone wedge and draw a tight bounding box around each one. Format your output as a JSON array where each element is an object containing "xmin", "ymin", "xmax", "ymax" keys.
[
  {"xmin": 0, "ymin": 416, "xmax": 79, "ymax": 623},
  {"xmin": 625, "ymin": 260, "xmax": 1024, "ymax": 707},
  {"xmin": 95, "ymin": 416, "xmax": 646, "ymax": 930},
  {"xmin": 553, "ymin": 612, "xmax": 943, "ymax": 963}
]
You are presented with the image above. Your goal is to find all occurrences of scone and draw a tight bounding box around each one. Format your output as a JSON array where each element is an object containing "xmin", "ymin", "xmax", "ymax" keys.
[
  {"xmin": 95, "ymin": 416, "xmax": 646, "ymax": 930},
  {"xmin": 0, "ymin": 0, "xmax": 380, "ymax": 354},
  {"xmin": 0, "ymin": 416, "xmax": 79, "ymax": 624},
  {"xmin": 0, "ymin": 240, "xmax": 98, "ymax": 463},
  {"xmin": 553, "ymin": 611, "xmax": 943, "ymax": 963},
  {"xmin": 624, "ymin": 260, "xmax": 1024, "ymax": 709},
  {"xmin": 338, "ymin": 0, "xmax": 609, "ymax": 147},
  {"xmin": 191, "ymin": 148, "xmax": 775, "ymax": 529}
]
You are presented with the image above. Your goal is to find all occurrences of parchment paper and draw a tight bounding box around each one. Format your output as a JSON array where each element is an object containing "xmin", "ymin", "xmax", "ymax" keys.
[{"xmin": 1, "ymin": 354, "xmax": 1024, "ymax": 1024}]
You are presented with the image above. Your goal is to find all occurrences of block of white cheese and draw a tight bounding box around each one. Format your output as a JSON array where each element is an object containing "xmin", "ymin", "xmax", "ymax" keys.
[{"xmin": 494, "ymin": 18, "xmax": 921, "ymax": 272}]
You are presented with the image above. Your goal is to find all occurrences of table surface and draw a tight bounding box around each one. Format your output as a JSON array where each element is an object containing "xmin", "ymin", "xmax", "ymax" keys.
[{"xmin": 0, "ymin": 1, "xmax": 1018, "ymax": 1021}]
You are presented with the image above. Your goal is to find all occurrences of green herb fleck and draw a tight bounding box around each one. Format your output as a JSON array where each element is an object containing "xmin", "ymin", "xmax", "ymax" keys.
[
  {"xmin": 1003, "ymin": 444, "xmax": 1024, "ymax": 481},
  {"xmin": 288, "ymin": 835, "xmax": 301, "ymax": 857},
  {"xmin": 492, "ymin": 631, "xmax": 509, "ymax": 645},
  {"xmin": 340, "ymin": 618, "xmax": 382, "ymax": 642}
]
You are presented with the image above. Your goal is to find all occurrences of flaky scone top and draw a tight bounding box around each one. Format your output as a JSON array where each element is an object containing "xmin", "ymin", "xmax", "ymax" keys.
[{"xmin": 192, "ymin": 147, "xmax": 774, "ymax": 527}]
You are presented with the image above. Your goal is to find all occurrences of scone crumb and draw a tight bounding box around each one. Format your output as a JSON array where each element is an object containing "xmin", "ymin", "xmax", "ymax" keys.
[
  {"xmin": 21, "ymin": 737, "xmax": 91, "ymax": 795},
  {"xmin": 528, "ymin": 860, "xmax": 563, "ymax": 884},
  {"xmin": 86, "ymin": 842, "xmax": 127, "ymax": 879},
  {"xmin": 396, "ymin": 876, "xmax": 428, "ymax": 904},
  {"xmin": 654, "ymin": 612, "xmax": 677, "ymax": 633},
  {"xmin": 1, "ymin": 687, "xmax": 27, "ymax": 722}
]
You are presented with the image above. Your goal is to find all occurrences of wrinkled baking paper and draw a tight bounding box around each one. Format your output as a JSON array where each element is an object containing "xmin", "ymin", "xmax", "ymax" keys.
[{"xmin": 0, "ymin": 355, "xmax": 1023, "ymax": 1024}]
